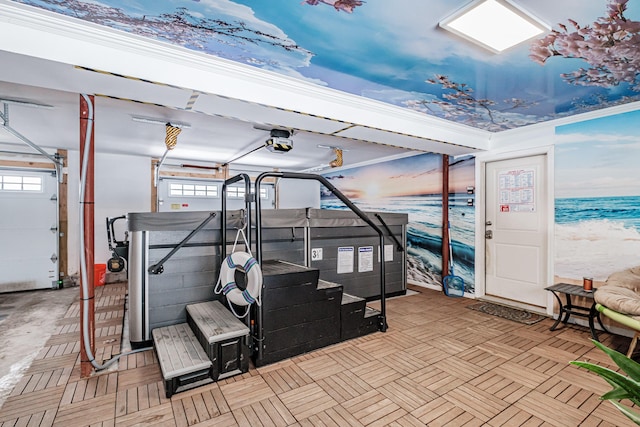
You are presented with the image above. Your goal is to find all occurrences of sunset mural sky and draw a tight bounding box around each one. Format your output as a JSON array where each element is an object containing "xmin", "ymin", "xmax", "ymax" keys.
[
  {"xmin": 322, "ymin": 153, "xmax": 477, "ymax": 290},
  {"xmin": 324, "ymin": 154, "xmax": 474, "ymax": 199}
]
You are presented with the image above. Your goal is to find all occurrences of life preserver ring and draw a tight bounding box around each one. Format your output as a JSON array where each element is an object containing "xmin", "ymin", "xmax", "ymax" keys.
[{"xmin": 218, "ymin": 252, "xmax": 262, "ymax": 306}]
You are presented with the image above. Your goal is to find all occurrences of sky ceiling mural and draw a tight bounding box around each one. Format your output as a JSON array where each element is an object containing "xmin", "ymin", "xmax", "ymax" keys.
[{"xmin": 13, "ymin": 0, "xmax": 640, "ymax": 131}]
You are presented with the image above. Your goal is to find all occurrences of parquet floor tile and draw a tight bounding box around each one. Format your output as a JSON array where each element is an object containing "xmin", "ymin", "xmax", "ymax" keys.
[
  {"xmin": 279, "ymin": 383, "xmax": 338, "ymax": 420},
  {"xmin": 2, "ymin": 282, "xmax": 638, "ymax": 426}
]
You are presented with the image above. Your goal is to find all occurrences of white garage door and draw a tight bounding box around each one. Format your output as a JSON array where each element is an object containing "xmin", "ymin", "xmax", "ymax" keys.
[
  {"xmin": 157, "ymin": 178, "xmax": 274, "ymax": 212},
  {"xmin": 0, "ymin": 170, "xmax": 58, "ymax": 292}
]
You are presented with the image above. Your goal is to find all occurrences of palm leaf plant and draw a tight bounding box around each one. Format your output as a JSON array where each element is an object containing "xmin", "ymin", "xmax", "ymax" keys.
[{"xmin": 571, "ymin": 340, "xmax": 640, "ymax": 425}]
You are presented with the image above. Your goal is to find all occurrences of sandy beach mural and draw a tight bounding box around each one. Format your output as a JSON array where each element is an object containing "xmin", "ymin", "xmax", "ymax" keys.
[
  {"xmin": 555, "ymin": 110, "xmax": 640, "ymax": 283},
  {"xmin": 321, "ymin": 153, "xmax": 476, "ymax": 292}
]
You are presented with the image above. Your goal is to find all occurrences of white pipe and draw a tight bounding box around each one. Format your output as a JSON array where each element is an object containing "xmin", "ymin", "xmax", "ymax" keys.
[
  {"xmin": 79, "ymin": 94, "xmax": 150, "ymax": 372},
  {"xmin": 153, "ymin": 148, "xmax": 170, "ymax": 188}
]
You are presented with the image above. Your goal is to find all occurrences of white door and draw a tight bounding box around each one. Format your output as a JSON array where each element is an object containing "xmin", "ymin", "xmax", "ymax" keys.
[
  {"xmin": 0, "ymin": 170, "xmax": 59, "ymax": 292},
  {"xmin": 485, "ymin": 155, "xmax": 548, "ymax": 307}
]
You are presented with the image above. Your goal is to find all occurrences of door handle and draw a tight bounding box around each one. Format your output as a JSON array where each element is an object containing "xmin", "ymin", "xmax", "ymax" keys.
[{"xmin": 485, "ymin": 230, "xmax": 493, "ymax": 239}]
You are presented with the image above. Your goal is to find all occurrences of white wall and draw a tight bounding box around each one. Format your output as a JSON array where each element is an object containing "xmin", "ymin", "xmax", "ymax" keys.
[
  {"xmin": 488, "ymin": 100, "xmax": 640, "ymax": 151},
  {"xmin": 68, "ymin": 155, "xmax": 323, "ymax": 274},
  {"xmin": 66, "ymin": 157, "xmax": 320, "ymax": 275},
  {"xmin": 20, "ymin": 100, "xmax": 640, "ymax": 284},
  {"xmin": 66, "ymin": 150, "xmax": 79, "ymax": 278},
  {"xmin": 474, "ymin": 102, "xmax": 640, "ymax": 317},
  {"xmin": 277, "ymin": 179, "xmax": 320, "ymax": 209},
  {"xmin": 66, "ymin": 151, "xmax": 151, "ymax": 275}
]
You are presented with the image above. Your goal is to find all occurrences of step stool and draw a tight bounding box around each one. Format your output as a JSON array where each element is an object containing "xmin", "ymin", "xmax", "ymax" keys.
[
  {"xmin": 152, "ymin": 323, "xmax": 213, "ymax": 398},
  {"xmin": 186, "ymin": 301, "xmax": 250, "ymax": 380},
  {"xmin": 341, "ymin": 293, "xmax": 381, "ymax": 340},
  {"xmin": 341, "ymin": 293, "xmax": 366, "ymax": 340}
]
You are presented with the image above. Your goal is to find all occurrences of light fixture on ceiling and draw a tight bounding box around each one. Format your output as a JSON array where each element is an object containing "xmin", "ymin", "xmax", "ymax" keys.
[
  {"xmin": 131, "ymin": 116, "xmax": 191, "ymax": 128},
  {"xmin": 439, "ymin": 0, "xmax": 549, "ymax": 54},
  {"xmin": 222, "ymin": 129, "xmax": 294, "ymax": 166},
  {"xmin": 0, "ymin": 98, "xmax": 54, "ymax": 109}
]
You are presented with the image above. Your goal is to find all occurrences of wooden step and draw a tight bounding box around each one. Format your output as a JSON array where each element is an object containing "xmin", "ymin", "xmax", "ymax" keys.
[
  {"xmin": 318, "ymin": 279, "xmax": 342, "ymax": 291},
  {"xmin": 341, "ymin": 292, "xmax": 365, "ymax": 305},
  {"xmin": 256, "ymin": 273, "xmax": 343, "ymax": 367},
  {"xmin": 341, "ymin": 292, "xmax": 366, "ymax": 341},
  {"xmin": 262, "ymin": 271, "xmax": 340, "ymax": 312},
  {"xmin": 341, "ymin": 293, "xmax": 381, "ymax": 340},
  {"xmin": 151, "ymin": 323, "xmax": 213, "ymax": 398},
  {"xmin": 261, "ymin": 259, "xmax": 319, "ymax": 289},
  {"xmin": 362, "ymin": 306, "xmax": 382, "ymax": 334},
  {"xmin": 186, "ymin": 301, "xmax": 250, "ymax": 380}
]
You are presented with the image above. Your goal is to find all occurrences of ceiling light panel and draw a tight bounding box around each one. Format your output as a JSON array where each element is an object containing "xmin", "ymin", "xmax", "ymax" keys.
[{"xmin": 439, "ymin": 0, "xmax": 549, "ymax": 53}]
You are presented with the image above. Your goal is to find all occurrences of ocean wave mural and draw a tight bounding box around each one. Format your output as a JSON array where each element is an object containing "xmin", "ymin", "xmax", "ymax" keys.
[
  {"xmin": 555, "ymin": 110, "xmax": 640, "ymax": 282},
  {"xmin": 321, "ymin": 153, "xmax": 476, "ymax": 292}
]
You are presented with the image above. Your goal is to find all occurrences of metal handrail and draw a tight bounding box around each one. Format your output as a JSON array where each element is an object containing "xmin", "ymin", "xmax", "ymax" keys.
[
  {"xmin": 255, "ymin": 172, "xmax": 389, "ymax": 360},
  {"xmin": 148, "ymin": 212, "xmax": 216, "ymax": 274},
  {"xmin": 221, "ymin": 174, "xmax": 252, "ymax": 260},
  {"xmin": 374, "ymin": 213, "xmax": 405, "ymax": 253}
]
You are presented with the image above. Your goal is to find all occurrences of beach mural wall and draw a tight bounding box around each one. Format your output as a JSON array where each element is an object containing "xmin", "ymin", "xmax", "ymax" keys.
[
  {"xmin": 321, "ymin": 153, "xmax": 476, "ymax": 292},
  {"xmin": 554, "ymin": 110, "xmax": 640, "ymax": 283}
]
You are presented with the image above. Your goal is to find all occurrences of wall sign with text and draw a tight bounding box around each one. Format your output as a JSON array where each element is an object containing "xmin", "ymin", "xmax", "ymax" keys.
[{"xmin": 498, "ymin": 169, "xmax": 535, "ymax": 213}]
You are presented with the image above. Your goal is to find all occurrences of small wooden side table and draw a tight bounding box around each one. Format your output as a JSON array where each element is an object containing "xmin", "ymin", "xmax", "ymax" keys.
[{"xmin": 545, "ymin": 283, "xmax": 609, "ymax": 341}]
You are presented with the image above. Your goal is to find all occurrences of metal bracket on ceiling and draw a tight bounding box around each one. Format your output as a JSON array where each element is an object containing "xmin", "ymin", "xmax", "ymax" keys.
[{"xmin": 0, "ymin": 101, "xmax": 64, "ymax": 183}]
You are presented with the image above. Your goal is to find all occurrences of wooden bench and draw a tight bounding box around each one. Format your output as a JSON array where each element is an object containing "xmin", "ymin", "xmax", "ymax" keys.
[{"xmin": 151, "ymin": 323, "xmax": 213, "ymax": 398}]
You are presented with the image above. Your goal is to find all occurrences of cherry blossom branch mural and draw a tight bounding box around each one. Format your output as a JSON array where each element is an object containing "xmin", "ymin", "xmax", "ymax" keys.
[
  {"xmin": 530, "ymin": 0, "xmax": 640, "ymax": 91},
  {"xmin": 302, "ymin": 0, "xmax": 365, "ymax": 13},
  {"xmin": 405, "ymin": 75, "xmax": 538, "ymax": 131},
  {"xmin": 19, "ymin": 0, "xmax": 311, "ymax": 56}
]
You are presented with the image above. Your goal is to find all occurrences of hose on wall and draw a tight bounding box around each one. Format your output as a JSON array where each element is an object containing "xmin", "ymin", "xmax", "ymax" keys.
[{"xmin": 79, "ymin": 94, "xmax": 151, "ymax": 371}]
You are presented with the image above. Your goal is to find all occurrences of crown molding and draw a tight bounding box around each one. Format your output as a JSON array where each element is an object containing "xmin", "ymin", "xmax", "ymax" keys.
[
  {"xmin": 489, "ymin": 98, "xmax": 640, "ymax": 150},
  {"xmin": 0, "ymin": 1, "xmax": 490, "ymax": 151}
]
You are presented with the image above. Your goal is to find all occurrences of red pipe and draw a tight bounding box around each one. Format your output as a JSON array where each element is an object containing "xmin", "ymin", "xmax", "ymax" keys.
[{"xmin": 79, "ymin": 95, "xmax": 95, "ymax": 378}]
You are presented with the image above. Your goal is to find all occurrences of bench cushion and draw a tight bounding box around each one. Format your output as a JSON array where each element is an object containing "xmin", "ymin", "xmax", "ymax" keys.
[{"xmin": 594, "ymin": 265, "xmax": 640, "ymax": 317}]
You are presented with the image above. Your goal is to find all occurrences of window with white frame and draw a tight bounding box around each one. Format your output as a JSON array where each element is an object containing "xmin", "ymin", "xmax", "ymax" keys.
[
  {"xmin": 227, "ymin": 186, "xmax": 269, "ymax": 199},
  {"xmin": 0, "ymin": 175, "xmax": 43, "ymax": 192},
  {"xmin": 169, "ymin": 182, "xmax": 219, "ymax": 198},
  {"xmin": 226, "ymin": 186, "xmax": 244, "ymax": 199}
]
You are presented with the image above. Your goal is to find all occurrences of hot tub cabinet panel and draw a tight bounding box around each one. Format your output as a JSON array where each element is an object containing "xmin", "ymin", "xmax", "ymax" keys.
[
  {"xmin": 128, "ymin": 211, "xmax": 243, "ymax": 346},
  {"xmin": 128, "ymin": 209, "xmax": 407, "ymax": 349}
]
